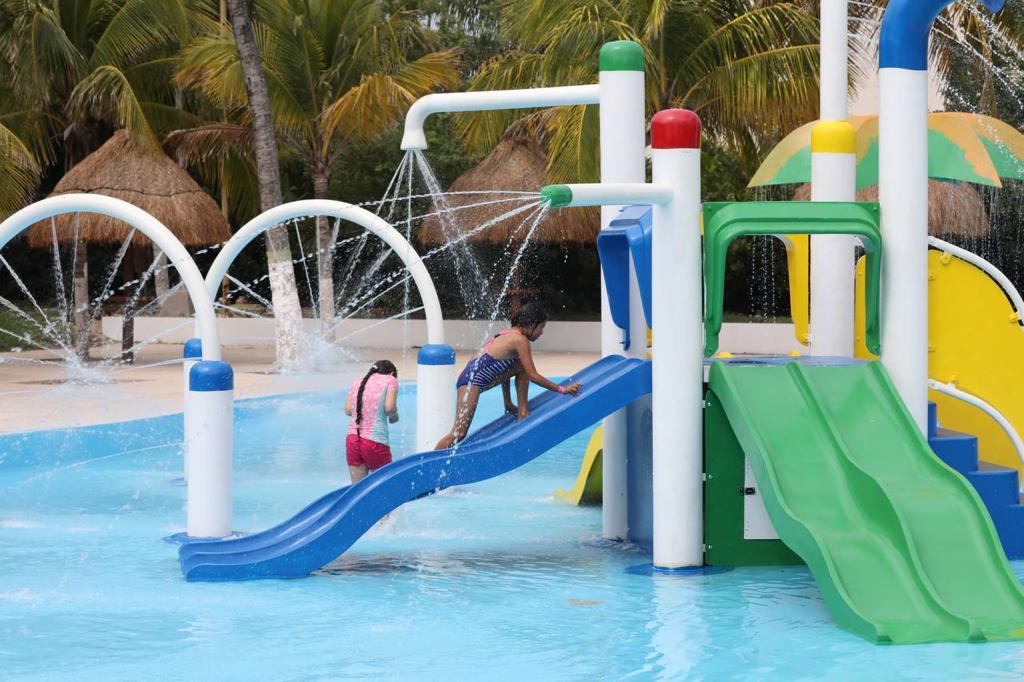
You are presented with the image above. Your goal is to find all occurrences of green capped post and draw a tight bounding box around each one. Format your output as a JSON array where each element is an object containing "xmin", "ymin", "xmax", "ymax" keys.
[
  {"xmin": 540, "ymin": 185, "xmax": 573, "ymax": 208},
  {"xmin": 599, "ymin": 40, "xmax": 644, "ymax": 72}
]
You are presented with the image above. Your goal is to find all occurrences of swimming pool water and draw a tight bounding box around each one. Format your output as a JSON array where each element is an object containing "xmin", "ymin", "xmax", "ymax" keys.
[{"xmin": 4, "ymin": 385, "xmax": 1024, "ymax": 680}]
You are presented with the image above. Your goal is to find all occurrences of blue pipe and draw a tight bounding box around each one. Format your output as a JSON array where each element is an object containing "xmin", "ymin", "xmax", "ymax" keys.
[{"xmin": 880, "ymin": 0, "xmax": 1005, "ymax": 71}]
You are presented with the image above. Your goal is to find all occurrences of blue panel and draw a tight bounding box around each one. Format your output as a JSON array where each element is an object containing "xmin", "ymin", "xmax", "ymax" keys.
[
  {"xmin": 597, "ymin": 205, "xmax": 653, "ymax": 351},
  {"xmin": 183, "ymin": 338, "xmax": 203, "ymax": 359},
  {"xmin": 189, "ymin": 360, "xmax": 234, "ymax": 392},
  {"xmin": 880, "ymin": 0, "xmax": 1004, "ymax": 71},
  {"xmin": 597, "ymin": 227, "xmax": 632, "ymax": 350},
  {"xmin": 417, "ymin": 343, "xmax": 455, "ymax": 366},
  {"xmin": 181, "ymin": 355, "xmax": 653, "ymax": 581}
]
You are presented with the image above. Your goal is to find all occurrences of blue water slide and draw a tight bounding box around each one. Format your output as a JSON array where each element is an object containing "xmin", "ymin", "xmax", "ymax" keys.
[
  {"xmin": 597, "ymin": 206, "xmax": 653, "ymax": 350},
  {"xmin": 180, "ymin": 355, "xmax": 652, "ymax": 581}
]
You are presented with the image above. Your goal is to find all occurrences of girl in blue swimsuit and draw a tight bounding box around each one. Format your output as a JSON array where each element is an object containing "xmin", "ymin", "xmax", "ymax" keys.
[{"xmin": 435, "ymin": 302, "xmax": 582, "ymax": 449}]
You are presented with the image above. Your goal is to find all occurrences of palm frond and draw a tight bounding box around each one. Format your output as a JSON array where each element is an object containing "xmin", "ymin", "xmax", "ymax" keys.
[
  {"xmin": 0, "ymin": 121, "xmax": 41, "ymax": 216},
  {"xmin": 68, "ymin": 64, "xmax": 161, "ymax": 152}
]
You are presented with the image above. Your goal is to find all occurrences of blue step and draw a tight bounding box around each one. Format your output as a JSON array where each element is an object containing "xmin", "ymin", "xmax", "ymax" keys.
[
  {"xmin": 929, "ymin": 428, "xmax": 978, "ymax": 477},
  {"xmin": 989, "ymin": 504, "xmax": 1024, "ymax": 560},
  {"xmin": 928, "ymin": 402, "xmax": 1024, "ymax": 559},
  {"xmin": 966, "ymin": 463, "xmax": 1020, "ymax": 508}
]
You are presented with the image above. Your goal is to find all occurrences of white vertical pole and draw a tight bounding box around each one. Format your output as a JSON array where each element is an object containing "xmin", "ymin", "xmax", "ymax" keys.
[
  {"xmin": 819, "ymin": 0, "xmax": 849, "ymax": 122},
  {"xmin": 598, "ymin": 41, "xmax": 646, "ymax": 541},
  {"xmin": 650, "ymin": 110, "xmax": 703, "ymax": 569},
  {"xmin": 809, "ymin": 122, "xmax": 857, "ymax": 357},
  {"xmin": 875, "ymin": 0, "xmax": 1005, "ymax": 432},
  {"xmin": 810, "ymin": 0, "xmax": 856, "ymax": 357},
  {"xmin": 181, "ymin": 338, "xmax": 203, "ymax": 482},
  {"xmin": 416, "ymin": 344, "xmax": 456, "ymax": 451},
  {"xmin": 879, "ymin": 68, "xmax": 930, "ymax": 432},
  {"xmin": 186, "ymin": 360, "xmax": 234, "ymax": 538}
]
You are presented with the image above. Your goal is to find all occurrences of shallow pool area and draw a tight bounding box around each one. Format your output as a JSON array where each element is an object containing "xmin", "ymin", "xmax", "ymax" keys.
[{"xmin": 4, "ymin": 385, "xmax": 1024, "ymax": 680}]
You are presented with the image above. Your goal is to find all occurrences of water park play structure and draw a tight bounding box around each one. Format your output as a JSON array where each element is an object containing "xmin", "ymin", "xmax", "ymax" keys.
[
  {"xmin": 177, "ymin": 0, "xmax": 1024, "ymax": 645},
  {"xmin": 6, "ymin": 0, "xmax": 1024, "ymax": 649}
]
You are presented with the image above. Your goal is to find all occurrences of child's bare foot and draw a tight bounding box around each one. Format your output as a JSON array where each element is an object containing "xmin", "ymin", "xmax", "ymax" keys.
[{"xmin": 517, "ymin": 409, "xmax": 530, "ymax": 421}]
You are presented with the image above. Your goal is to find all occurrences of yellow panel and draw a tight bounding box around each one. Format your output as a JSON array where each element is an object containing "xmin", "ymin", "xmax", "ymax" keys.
[
  {"xmin": 782, "ymin": 234, "xmax": 810, "ymax": 346},
  {"xmin": 555, "ymin": 425, "xmax": 603, "ymax": 505},
  {"xmin": 928, "ymin": 249, "xmax": 1024, "ymax": 473},
  {"xmin": 853, "ymin": 256, "xmax": 877, "ymax": 360},
  {"xmin": 854, "ymin": 251, "xmax": 1024, "ymax": 475}
]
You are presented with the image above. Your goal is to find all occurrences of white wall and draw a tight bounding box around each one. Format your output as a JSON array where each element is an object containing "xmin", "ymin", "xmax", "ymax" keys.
[{"xmin": 103, "ymin": 316, "xmax": 804, "ymax": 355}]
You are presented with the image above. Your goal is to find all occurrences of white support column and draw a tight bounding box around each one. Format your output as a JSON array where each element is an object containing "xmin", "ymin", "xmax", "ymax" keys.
[
  {"xmin": 598, "ymin": 41, "xmax": 646, "ymax": 541},
  {"xmin": 181, "ymin": 338, "xmax": 203, "ymax": 482},
  {"xmin": 650, "ymin": 110, "xmax": 703, "ymax": 569},
  {"xmin": 186, "ymin": 361, "xmax": 234, "ymax": 538},
  {"xmin": 879, "ymin": 68, "xmax": 930, "ymax": 432},
  {"xmin": 809, "ymin": 122, "xmax": 857, "ymax": 357},
  {"xmin": 416, "ymin": 345, "xmax": 456, "ymax": 451},
  {"xmin": 876, "ymin": 0, "xmax": 1007, "ymax": 431},
  {"xmin": 810, "ymin": 0, "xmax": 856, "ymax": 357}
]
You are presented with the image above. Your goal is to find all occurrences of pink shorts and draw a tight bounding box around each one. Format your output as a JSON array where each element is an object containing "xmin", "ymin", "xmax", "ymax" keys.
[{"xmin": 346, "ymin": 434, "xmax": 393, "ymax": 471}]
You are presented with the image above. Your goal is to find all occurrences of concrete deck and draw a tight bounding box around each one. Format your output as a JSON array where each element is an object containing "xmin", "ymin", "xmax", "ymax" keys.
[{"xmin": 0, "ymin": 344, "xmax": 599, "ymax": 434}]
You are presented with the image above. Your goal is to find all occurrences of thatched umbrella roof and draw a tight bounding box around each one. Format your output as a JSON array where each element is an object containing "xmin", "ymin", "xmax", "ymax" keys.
[
  {"xmin": 27, "ymin": 130, "xmax": 230, "ymax": 248},
  {"xmin": 792, "ymin": 179, "xmax": 991, "ymax": 237},
  {"xmin": 419, "ymin": 139, "xmax": 599, "ymax": 244}
]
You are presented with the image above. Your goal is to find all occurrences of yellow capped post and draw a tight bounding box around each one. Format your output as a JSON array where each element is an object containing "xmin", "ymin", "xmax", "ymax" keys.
[{"xmin": 811, "ymin": 119, "xmax": 857, "ymax": 154}]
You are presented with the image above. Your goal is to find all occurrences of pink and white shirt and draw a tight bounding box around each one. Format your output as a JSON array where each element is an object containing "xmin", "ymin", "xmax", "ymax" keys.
[{"xmin": 348, "ymin": 374, "xmax": 398, "ymax": 445}]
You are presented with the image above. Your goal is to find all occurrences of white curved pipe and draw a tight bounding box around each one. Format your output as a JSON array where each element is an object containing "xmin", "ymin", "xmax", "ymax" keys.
[
  {"xmin": 546, "ymin": 183, "xmax": 675, "ymax": 207},
  {"xmin": 929, "ymin": 237, "xmax": 1024, "ymax": 324},
  {"xmin": 0, "ymin": 193, "xmax": 222, "ymax": 360},
  {"xmin": 400, "ymin": 85, "xmax": 600, "ymax": 150},
  {"xmin": 205, "ymin": 199, "xmax": 445, "ymax": 345},
  {"xmin": 929, "ymin": 379, "xmax": 1024, "ymax": 493}
]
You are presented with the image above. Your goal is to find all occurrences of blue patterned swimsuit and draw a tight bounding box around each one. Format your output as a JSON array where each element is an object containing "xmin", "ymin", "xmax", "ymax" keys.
[{"xmin": 456, "ymin": 329, "xmax": 521, "ymax": 390}]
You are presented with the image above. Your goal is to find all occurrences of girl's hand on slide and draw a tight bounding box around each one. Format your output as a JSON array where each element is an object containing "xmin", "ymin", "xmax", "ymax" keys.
[{"xmin": 563, "ymin": 382, "xmax": 582, "ymax": 396}]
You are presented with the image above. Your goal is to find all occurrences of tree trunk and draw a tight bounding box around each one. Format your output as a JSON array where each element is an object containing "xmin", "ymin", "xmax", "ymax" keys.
[
  {"xmin": 313, "ymin": 167, "xmax": 335, "ymax": 340},
  {"xmin": 226, "ymin": 0, "xmax": 304, "ymax": 370},
  {"xmin": 72, "ymin": 235, "xmax": 90, "ymax": 361},
  {"xmin": 153, "ymin": 248, "xmax": 170, "ymax": 309}
]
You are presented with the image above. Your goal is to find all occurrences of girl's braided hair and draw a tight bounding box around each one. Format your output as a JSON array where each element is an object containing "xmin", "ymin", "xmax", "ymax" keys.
[{"xmin": 355, "ymin": 360, "xmax": 398, "ymax": 435}]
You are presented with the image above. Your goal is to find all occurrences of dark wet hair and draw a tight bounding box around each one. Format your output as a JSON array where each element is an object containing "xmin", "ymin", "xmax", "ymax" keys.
[
  {"xmin": 510, "ymin": 301, "xmax": 547, "ymax": 329},
  {"xmin": 355, "ymin": 360, "xmax": 398, "ymax": 435}
]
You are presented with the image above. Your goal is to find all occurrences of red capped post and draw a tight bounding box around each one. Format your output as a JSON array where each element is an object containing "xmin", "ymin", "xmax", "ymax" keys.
[
  {"xmin": 651, "ymin": 109, "xmax": 701, "ymax": 150},
  {"xmin": 649, "ymin": 107, "xmax": 704, "ymax": 569}
]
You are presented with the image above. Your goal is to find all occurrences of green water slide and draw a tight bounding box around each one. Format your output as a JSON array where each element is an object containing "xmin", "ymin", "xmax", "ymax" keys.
[{"xmin": 708, "ymin": 359, "xmax": 1024, "ymax": 644}]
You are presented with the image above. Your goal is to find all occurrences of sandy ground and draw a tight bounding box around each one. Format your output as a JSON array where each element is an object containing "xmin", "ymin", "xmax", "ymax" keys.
[{"xmin": 0, "ymin": 344, "xmax": 599, "ymax": 434}]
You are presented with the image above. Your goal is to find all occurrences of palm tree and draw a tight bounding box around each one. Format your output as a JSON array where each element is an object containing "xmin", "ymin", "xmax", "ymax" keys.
[
  {"xmin": 221, "ymin": 0, "xmax": 304, "ymax": 368},
  {"xmin": 0, "ymin": 0, "xmax": 205, "ymax": 357},
  {"xmin": 457, "ymin": 0, "xmax": 822, "ymax": 183},
  {"xmin": 174, "ymin": 0, "xmax": 460, "ymax": 338}
]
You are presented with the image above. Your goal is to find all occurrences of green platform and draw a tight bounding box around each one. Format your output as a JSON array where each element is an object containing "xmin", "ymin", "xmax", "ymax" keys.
[{"xmin": 709, "ymin": 358, "xmax": 1024, "ymax": 644}]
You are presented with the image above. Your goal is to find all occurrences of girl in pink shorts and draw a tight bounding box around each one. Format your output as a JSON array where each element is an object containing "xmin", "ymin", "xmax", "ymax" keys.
[{"xmin": 344, "ymin": 360, "xmax": 399, "ymax": 483}]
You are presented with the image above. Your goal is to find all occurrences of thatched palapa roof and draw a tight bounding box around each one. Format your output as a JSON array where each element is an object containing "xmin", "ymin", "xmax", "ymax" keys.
[
  {"xmin": 27, "ymin": 130, "xmax": 230, "ymax": 248},
  {"xmin": 792, "ymin": 180, "xmax": 991, "ymax": 237},
  {"xmin": 419, "ymin": 139, "xmax": 599, "ymax": 244}
]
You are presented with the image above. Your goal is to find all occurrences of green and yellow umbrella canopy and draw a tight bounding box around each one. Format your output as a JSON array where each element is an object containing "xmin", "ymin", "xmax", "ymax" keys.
[{"xmin": 750, "ymin": 113, "xmax": 1024, "ymax": 189}]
